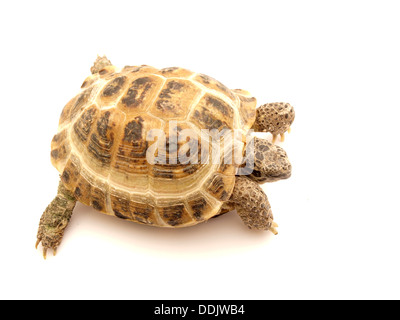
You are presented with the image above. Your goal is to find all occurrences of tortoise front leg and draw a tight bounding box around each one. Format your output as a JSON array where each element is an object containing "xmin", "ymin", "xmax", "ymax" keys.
[
  {"xmin": 36, "ymin": 180, "xmax": 77, "ymax": 259},
  {"xmin": 252, "ymin": 102, "xmax": 295, "ymax": 143},
  {"xmin": 227, "ymin": 176, "xmax": 278, "ymax": 234}
]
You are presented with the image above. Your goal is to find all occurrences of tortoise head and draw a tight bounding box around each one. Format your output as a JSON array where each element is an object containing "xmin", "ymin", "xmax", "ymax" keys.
[{"xmin": 241, "ymin": 137, "xmax": 292, "ymax": 183}]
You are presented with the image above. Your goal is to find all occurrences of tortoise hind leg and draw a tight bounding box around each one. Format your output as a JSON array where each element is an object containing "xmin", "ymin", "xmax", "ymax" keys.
[
  {"xmin": 36, "ymin": 181, "xmax": 77, "ymax": 259},
  {"xmin": 227, "ymin": 176, "xmax": 278, "ymax": 234},
  {"xmin": 90, "ymin": 55, "xmax": 113, "ymax": 74}
]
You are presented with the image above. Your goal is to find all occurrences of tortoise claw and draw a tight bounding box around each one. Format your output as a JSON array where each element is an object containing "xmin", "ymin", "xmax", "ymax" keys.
[
  {"xmin": 272, "ymin": 127, "xmax": 291, "ymax": 144},
  {"xmin": 35, "ymin": 238, "xmax": 41, "ymax": 249},
  {"xmin": 35, "ymin": 238, "xmax": 57, "ymax": 259},
  {"xmin": 269, "ymin": 221, "xmax": 279, "ymax": 235},
  {"xmin": 270, "ymin": 222, "xmax": 279, "ymax": 235}
]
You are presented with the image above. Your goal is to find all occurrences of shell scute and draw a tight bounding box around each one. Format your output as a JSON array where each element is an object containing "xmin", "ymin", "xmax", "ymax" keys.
[
  {"xmin": 160, "ymin": 67, "xmax": 194, "ymax": 78},
  {"xmin": 149, "ymin": 79, "xmax": 201, "ymax": 120},
  {"xmin": 233, "ymin": 89, "xmax": 257, "ymax": 130},
  {"xmin": 189, "ymin": 93, "xmax": 235, "ymax": 132},
  {"xmin": 205, "ymin": 173, "xmax": 235, "ymax": 201},
  {"xmin": 110, "ymin": 189, "xmax": 157, "ymax": 225},
  {"xmin": 86, "ymin": 110, "xmax": 116, "ymax": 168},
  {"xmin": 117, "ymin": 75, "xmax": 164, "ymax": 113},
  {"xmin": 157, "ymin": 202, "xmax": 193, "ymax": 226},
  {"xmin": 186, "ymin": 192, "xmax": 217, "ymax": 221},
  {"xmin": 193, "ymin": 73, "xmax": 236, "ymax": 100}
]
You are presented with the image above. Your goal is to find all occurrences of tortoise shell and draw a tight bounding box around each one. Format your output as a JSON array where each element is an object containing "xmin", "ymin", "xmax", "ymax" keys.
[{"xmin": 50, "ymin": 64, "xmax": 257, "ymax": 227}]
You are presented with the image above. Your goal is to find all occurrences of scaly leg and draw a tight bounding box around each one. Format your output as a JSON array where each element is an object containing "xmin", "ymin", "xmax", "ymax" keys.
[
  {"xmin": 227, "ymin": 176, "xmax": 278, "ymax": 234},
  {"xmin": 252, "ymin": 102, "xmax": 295, "ymax": 143},
  {"xmin": 90, "ymin": 55, "xmax": 113, "ymax": 74},
  {"xmin": 36, "ymin": 181, "xmax": 77, "ymax": 259}
]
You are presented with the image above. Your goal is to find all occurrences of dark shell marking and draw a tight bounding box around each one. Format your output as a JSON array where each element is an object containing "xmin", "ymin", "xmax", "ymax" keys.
[
  {"xmin": 66, "ymin": 87, "xmax": 94, "ymax": 122},
  {"xmin": 73, "ymin": 106, "xmax": 97, "ymax": 143},
  {"xmin": 123, "ymin": 116, "xmax": 144, "ymax": 143},
  {"xmin": 186, "ymin": 194, "xmax": 214, "ymax": 221},
  {"xmin": 87, "ymin": 111, "xmax": 114, "ymax": 166},
  {"xmin": 102, "ymin": 76, "xmax": 126, "ymax": 97},
  {"xmin": 150, "ymin": 79, "xmax": 201, "ymax": 119},
  {"xmin": 160, "ymin": 67, "xmax": 193, "ymax": 78},
  {"xmin": 114, "ymin": 117, "xmax": 149, "ymax": 175},
  {"xmin": 191, "ymin": 107, "xmax": 230, "ymax": 132},
  {"xmin": 50, "ymin": 130, "xmax": 70, "ymax": 164},
  {"xmin": 111, "ymin": 192, "xmax": 156, "ymax": 224},
  {"xmin": 205, "ymin": 173, "xmax": 235, "ymax": 201},
  {"xmin": 158, "ymin": 204, "xmax": 192, "ymax": 226},
  {"xmin": 120, "ymin": 77, "xmax": 158, "ymax": 110},
  {"xmin": 193, "ymin": 74, "xmax": 235, "ymax": 100},
  {"xmin": 190, "ymin": 93, "xmax": 234, "ymax": 132}
]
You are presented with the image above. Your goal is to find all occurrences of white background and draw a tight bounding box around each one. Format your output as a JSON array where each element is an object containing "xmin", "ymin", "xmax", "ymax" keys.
[{"xmin": 1, "ymin": 0, "xmax": 399, "ymax": 300}]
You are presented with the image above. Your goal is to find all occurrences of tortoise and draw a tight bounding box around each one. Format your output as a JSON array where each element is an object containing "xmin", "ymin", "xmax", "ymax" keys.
[{"xmin": 36, "ymin": 56, "xmax": 295, "ymax": 258}]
